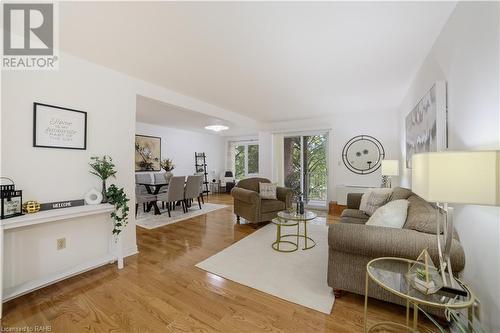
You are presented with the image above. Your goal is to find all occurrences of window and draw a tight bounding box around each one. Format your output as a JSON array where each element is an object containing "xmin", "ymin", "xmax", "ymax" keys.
[{"xmin": 234, "ymin": 143, "xmax": 259, "ymax": 180}]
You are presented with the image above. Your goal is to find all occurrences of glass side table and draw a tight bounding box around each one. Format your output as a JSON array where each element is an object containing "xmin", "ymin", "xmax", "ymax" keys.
[
  {"xmin": 364, "ymin": 257, "xmax": 475, "ymax": 333},
  {"xmin": 271, "ymin": 210, "xmax": 317, "ymax": 252}
]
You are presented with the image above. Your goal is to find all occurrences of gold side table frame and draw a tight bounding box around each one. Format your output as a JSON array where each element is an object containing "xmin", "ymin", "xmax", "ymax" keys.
[
  {"xmin": 271, "ymin": 210, "xmax": 317, "ymax": 252},
  {"xmin": 364, "ymin": 257, "xmax": 475, "ymax": 333}
]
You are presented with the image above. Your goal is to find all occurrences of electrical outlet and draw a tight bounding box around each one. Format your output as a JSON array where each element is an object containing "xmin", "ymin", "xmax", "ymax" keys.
[{"xmin": 56, "ymin": 238, "xmax": 66, "ymax": 250}]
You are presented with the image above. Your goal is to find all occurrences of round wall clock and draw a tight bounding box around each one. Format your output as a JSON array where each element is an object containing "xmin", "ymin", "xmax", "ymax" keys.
[{"xmin": 342, "ymin": 135, "xmax": 385, "ymax": 175}]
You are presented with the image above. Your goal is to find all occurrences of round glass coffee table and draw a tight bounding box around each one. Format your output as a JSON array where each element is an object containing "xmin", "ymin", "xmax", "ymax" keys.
[
  {"xmin": 364, "ymin": 257, "xmax": 475, "ymax": 333},
  {"xmin": 271, "ymin": 210, "xmax": 317, "ymax": 252}
]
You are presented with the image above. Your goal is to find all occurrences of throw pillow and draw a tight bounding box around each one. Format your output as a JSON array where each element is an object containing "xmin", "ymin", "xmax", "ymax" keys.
[
  {"xmin": 362, "ymin": 188, "xmax": 393, "ymax": 216},
  {"xmin": 259, "ymin": 182, "xmax": 277, "ymax": 200},
  {"xmin": 366, "ymin": 199, "xmax": 409, "ymax": 228},
  {"xmin": 404, "ymin": 195, "xmax": 443, "ymax": 234},
  {"xmin": 359, "ymin": 190, "xmax": 372, "ymax": 212}
]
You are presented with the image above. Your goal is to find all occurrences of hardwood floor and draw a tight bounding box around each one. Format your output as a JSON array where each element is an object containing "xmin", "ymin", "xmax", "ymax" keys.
[{"xmin": 1, "ymin": 194, "xmax": 416, "ymax": 332}]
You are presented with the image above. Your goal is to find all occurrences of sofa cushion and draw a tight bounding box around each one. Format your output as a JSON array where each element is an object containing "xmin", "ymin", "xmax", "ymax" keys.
[
  {"xmin": 404, "ymin": 195, "xmax": 442, "ymax": 234},
  {"xmin": 261, "ymin": 199, "xmax": 285, "ymax": 213},
  {"xmin": 389, "ymin": 187, "xmax": 413, "ymax": 201},
  {"xmin": 341, "ymin": 209, "xmax": 370, "ymax": 220},
  {"xmin": 363, "ymin": 189, "xmax": 392, "ymax": 216},
  {"xmin": 366, "ymin": 199, "xmax": 409, "ymax": 229}
]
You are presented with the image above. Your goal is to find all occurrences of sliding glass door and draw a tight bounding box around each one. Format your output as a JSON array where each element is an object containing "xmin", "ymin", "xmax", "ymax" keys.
[{"xmin": 283, "ymin": 133, "xmax": 328, "ymax": 206}]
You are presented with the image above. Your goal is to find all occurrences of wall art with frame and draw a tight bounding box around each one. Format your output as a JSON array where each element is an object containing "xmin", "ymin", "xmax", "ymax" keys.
[
  {"xmin": 135, "ymin": 134, "xmax": 161, "ymax": 171},
  {"xmin": 33, "ymin": 102, "xmax": 87, "ymax": 150}
]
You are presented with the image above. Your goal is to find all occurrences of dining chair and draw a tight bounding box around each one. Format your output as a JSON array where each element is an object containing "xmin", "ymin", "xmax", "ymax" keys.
[
  {"xmin": 153, "ymin": 173, "xmax": 168, "ymax": 196},
  {"xmin": 135, "ymin": 185, "xmax": 157, "ymax": 217},
  {"xmin": 156, "ymin": 176, "xmax": 186, "ymax": 217},
  {"xmin": 185, "ymin": 175, "xmax": 204, "ymax": 210}
]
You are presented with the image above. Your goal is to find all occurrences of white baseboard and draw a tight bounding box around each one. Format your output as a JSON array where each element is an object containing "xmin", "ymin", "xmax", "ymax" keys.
[
  {"xmin": 3, "ymin": 254, "xmax": 116, "ymax": 302},
  {"xmin": 123, "ymin": 245, "xmax": 139, "ymax": 258}
]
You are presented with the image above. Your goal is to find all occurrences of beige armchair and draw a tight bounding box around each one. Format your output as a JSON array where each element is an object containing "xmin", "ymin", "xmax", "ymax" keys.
[{"xmin": 231, "ymin": 177, "xmax": 293, "ymax": 224}]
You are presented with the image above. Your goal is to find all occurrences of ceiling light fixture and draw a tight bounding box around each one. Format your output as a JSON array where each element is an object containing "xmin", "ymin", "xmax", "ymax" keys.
[{"xmin": 204, "ymin": 125, "xmax": 229, "ymax": 132}]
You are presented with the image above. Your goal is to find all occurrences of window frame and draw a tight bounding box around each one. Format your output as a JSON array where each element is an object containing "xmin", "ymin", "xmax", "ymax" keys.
[{"xmin": 234, "ymin": 141, "xmax": 259, "ymax": 179}]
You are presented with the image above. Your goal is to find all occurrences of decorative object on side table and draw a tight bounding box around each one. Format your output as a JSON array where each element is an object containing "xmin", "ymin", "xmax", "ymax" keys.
[
  {"xmin": 342, "ymin": 135, "xmax": 385, "ymax": 175},
  {"xmin": 33, "ymin": 103, "xmax": 87, "ymax": 150},
  {"xmin": 89, "ymin": 155, "xmax": 117, "ymax": 203},
  {"xmin": 406, "ymin": 249, "xmax": 443, "ymax": 295},
  {"xmin": 135, "ymin": 135, "xmax": 161, "ymax": 171},
  {"xmin": 160, "ymin": 158, "xmax": 175, "ymax": 182},
  {"xmin": 0, "ymin": 177, "xmax": 23, "ymax": 219},
  {"xmin": 365, "ymin": 257, "xmax": 475, "ymax": 333},
  {"xmin": 412, "ymin": 151, "xmax": 500, "ymax": 287},
  {"xmin": 84, "ymin": 188, "xmax": 103, "ymax": 205},
  {"xmin": 381, "ymin": 159, "xmax": 399, "ymax": 188},
  {"xmin": 22, "ymin": 200, "xmax": 41, "ymax": 214}
]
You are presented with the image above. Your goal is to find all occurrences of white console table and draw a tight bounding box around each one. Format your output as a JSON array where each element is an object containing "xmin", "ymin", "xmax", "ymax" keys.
[{"xmin": 0, "ymin": 204, "xmax": 121, "ymax": 318}]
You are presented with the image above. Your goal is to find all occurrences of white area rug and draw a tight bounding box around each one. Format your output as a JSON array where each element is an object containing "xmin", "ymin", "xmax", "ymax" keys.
[
  {"xmin": 196, "ymin": 220, "xmax": 335, "ymax": 314},
  {"xmin": 136, "ymin": 203, "xmax": 228, "ymax": 229}
]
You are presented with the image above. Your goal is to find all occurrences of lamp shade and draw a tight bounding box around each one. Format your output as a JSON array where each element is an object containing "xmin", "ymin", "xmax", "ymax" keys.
[
  {"xmin": 381, "ymin": 160, "xmax": 399, "ymax": 176},
  {"xmin": 412, "ymin": 151, "xmax": 500, "ymax": 206},
  {"xmin": 224, "ymin": 171, "xmax": 233, "ymax": 178}
]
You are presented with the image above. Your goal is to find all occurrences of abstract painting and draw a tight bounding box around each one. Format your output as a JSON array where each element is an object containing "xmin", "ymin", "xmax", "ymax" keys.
[
  {"xmin": 405, "ymin": 82, "xmax": 447, "ymax": 168},
  {"xmin": 135, "ymin": 135, "xmax": 161, "ymax": 171}
]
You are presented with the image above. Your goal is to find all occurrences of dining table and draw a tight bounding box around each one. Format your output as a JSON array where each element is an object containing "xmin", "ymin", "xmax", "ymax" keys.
[{"xmin": 137, "ymin": 181, "xmax": 168, "ymax": 215}]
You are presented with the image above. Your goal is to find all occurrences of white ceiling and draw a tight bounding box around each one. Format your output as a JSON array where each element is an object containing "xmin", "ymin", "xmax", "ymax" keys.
[
  {"xmin": 60, "ymin": 2, "xmax": 455, "ymax": 123},
  {"xmin": 136, "ymin": 95, "xmax": 245, "ymax": 136}
]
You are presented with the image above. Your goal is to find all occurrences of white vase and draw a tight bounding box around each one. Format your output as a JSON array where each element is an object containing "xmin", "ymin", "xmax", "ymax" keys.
[
  {"xmin": 85, "ymin": 188, "xmax": 103, "ymax": 205},
  {"xmin": 164, "ymin": 171, "xmax": 173, "ymax": 183}
]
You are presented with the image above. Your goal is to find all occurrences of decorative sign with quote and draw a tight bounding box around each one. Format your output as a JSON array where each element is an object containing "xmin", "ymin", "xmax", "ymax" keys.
[{"xmin": 33, "ymin": 103, "xmax": 87, "ymax": 150}]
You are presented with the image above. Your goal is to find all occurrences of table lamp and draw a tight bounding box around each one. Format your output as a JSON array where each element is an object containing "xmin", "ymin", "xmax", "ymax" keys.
[
  {"xmin": 412, "ymin": 151, "xmax": 500, "ymax": 286},
  {"xmin": 381, "ymin": 160, "xmax": 399, "ymax": 188}
]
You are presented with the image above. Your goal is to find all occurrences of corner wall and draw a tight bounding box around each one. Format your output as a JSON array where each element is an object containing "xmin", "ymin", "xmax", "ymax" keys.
[{"xmin": 397, "ymin": 3, "xmax": 500, "ymax": 330}]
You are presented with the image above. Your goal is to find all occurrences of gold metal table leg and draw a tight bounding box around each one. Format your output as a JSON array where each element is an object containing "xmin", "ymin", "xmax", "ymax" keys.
[
  {"xmin": 304, "ymin": 221, "xmax": 308, "ymax": 249},
  {"xmin": 413, "ymin": 303, "xmax": 418, "ymax": 332},
  {"xmin": 364, "ymin": 272, "xmax": 369, "ymax": 333}
]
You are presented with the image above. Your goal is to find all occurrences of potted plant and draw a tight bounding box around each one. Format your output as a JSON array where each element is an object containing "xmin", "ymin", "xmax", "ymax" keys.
[
  {"xmin": 160, "ymin": 158, "xmax": 175, "ymax": 182},
  {"xmin": 89, "ymin": 155, "xmax": 117, "ymax": 203}
]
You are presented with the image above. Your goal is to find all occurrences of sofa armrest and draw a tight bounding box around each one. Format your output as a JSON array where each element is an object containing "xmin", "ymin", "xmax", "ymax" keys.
[
  {"xmin": 328, "ymin": 223, "xmax": 465, "ymax": 272},
  {"xmin": 276, "ymin": 187, "xmax": 293, "ymax": 208},
  {"xmin": 346, "ymin": 193, "xmax": 363, "ymax": 209},
  {"xmin": 231, "ymin": 187, "xmax": 260, "ymax": 205}
]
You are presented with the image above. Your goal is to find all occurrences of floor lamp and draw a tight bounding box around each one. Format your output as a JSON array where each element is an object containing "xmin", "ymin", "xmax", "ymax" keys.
[{"xmin": 412, "ymin": 151, "xmax": 500, "ymax": 287}]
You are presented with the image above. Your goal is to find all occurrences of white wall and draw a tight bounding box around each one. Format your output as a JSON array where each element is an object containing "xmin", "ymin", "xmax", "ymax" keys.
[
  {"xmin": 135, "ymin": 122, "xmax": 225, "ymax": 179},
  {"xmin": 1, "ymin": 50, "xmax": 251, "ymax": 293},
  {"xmin": 264, "ymin": 110, "xmax": 400, "ymax": 204},
  {"xmin": 397, "ymin": 3, "xmax": 500, "ymax": 330}
]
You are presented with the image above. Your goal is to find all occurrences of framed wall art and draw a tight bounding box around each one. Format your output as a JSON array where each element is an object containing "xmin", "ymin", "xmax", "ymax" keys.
[
  {"xmin": 405, "ymin": 81, "xmax": 448, "ymax": 168},
  {"xmin": 33, "ymin": 103, "xmax": 87, "ymax": 150},
  {"xmin": 135, "ymin": 134, "xmax": 161, "ymax": 171}
]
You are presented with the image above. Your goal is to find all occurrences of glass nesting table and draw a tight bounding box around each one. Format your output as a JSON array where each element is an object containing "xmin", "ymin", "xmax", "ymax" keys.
[
  {"xmin": 271, "ymin": 210, "xmax": 317, "ymax": 252},
  {"xmin": 364, "ymin": 257, "xmax": 476, "ymax": 333}
]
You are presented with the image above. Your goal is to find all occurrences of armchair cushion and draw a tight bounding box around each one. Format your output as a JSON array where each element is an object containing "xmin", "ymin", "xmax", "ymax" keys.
[
  {"xmin": 237, "ymin": 177, "xmax": 270, "ymax": 193},
  {"xmin": 261, "ymin": 199, "xmax": 285, "ymax": 213},
  {"xmin": 259, "ymin": 182, "xmax": 277, "ymax": 199}
]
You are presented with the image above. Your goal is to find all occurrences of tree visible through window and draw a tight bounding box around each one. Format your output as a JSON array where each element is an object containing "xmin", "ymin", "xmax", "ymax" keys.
[{"xmin": 234, "ymin": 143, "xmax": 259, "ymax": 180}]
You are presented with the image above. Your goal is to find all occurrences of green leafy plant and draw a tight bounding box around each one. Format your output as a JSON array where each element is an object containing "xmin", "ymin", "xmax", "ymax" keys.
[
  {"xmin": 160, "ymin": 158, "xmax": 175, "ymax": 172},
  {"xmin": 416, "ymin": 267, "xmax": 428, "ymax": 281},
  {"xmin": 89, "ymin": 155, "xmax": 117, "ymax": 180},
  {"xmin": 106, "ymin": 184, "xmax": 129, "ymax": 237}
]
